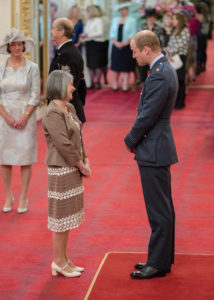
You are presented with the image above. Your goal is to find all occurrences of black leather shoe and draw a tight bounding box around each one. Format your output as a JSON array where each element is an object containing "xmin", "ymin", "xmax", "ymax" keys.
[
  {"xmin": 135, "ymin": 262, "xmax": 147, "ymax": 270},
  {"xmin": 130, "ymin": 266, "xmax": 166, "ymax": 279},
  {"xmin": 135, "ymin": 262, "xmax": 171, "ymax": 273}
]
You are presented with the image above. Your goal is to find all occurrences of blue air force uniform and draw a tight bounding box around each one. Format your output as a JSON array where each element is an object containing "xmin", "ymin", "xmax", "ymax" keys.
[{"xmin": 125, "ymin": 55, "xmax": 178, "ymax": 271}]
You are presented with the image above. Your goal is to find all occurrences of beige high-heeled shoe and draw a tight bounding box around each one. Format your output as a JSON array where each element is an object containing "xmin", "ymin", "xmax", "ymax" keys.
[
  {"xmin": 66, "ymin": 258, "xmax": 84, "ymax": 272},
  {"xmin": 17, "ymin": 199, "xmax": 28, "ymax": 214},
  {"xmin": 51, "ymin": 261, "xmax": 81, "ymax": 278},
  {"xmin": 3, "ymin": 196, "xmax": 14, "ymax": 213}
]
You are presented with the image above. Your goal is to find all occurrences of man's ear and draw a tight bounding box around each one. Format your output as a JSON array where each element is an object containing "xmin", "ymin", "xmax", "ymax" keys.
[
  {"xmin": 143, "ymin": 46, "xmax": 150, "ymax": 55},
  {"xmin": 59, "ymin": 29, "xmax": 64, "ymax": 37}
]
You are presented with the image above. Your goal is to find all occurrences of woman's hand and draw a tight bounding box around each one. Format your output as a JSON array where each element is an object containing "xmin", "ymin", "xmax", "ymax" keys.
[
  {"xmin": 80, "ymin": 163, "xmax": 91, "ymax": 178},
  {"xmin": 15, "ymin": 114, "xmax": 29, "ymax": 129},
  {"xmin": 113, "ymin": 40, "xmax": 123, "ymax": 49},
  {"xmin": 4, "ymin": 115, "xmax": 17, "ymax": 128},
  {"xmin": 76, "ymin": 160, "xmax": 91, "ymax": 178},
  {"xmin": 75, "ymin": 41, "xmax": 81, "ymax": 48},
  {"xmin": 80, "ymin": 33, "xmax": 87, "ymax": 39}
]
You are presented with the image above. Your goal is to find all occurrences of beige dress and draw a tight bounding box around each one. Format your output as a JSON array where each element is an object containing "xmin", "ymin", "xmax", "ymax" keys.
[
  {"xmin": 0, "ymin": 59, "xmax": 40, "ymax": 165},
  {"xmin": 46, "ymin": 112, "xmax": 84, "ymax": 232}
]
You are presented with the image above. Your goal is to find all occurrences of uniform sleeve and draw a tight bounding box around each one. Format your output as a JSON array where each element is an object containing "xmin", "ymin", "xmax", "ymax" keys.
[
  {"xmin": 44, "ymin": 110, "xmax": 81, "ymax": 166},
  {"xmin": 124, "ymin": 73, "xmax": 169, "ymax": 149},
  {"xmin": 28, "ymin": 64, "xmax": 40, "ymax": 106}
]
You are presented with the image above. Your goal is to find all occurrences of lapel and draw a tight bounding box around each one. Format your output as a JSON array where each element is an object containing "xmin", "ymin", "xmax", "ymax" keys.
[
  {"xmin": 50, "ymin": 41, "xmax": 73, "ymax": 71},
  {"xmin": 26, "ymin": 59, "xmax": 32, "ymax": 75},
  {"xmin": 0, "ymin": 59, "xmax": 7, "ymax": 83},
  {"xmin": 48, "ymin": 101, "xmax": 79, "ymax": 133}
]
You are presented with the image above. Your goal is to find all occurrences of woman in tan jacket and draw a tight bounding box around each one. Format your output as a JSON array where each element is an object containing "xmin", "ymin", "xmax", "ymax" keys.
[{"xmin": 42, "ymin": 70, "xmax": 91, "ymax": 278}]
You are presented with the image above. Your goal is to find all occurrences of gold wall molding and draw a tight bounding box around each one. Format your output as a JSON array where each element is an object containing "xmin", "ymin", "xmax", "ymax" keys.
[
  {"xmin": 42, "ymin": 0, "xmax": 49, "ymax": 91},
  {"xmin": 20, "ymin": 0, "xmax": 32, "ymax": 37},
  {"xmin": 20, "ymin": 0, "xmax": 33, "ymax": 59},
  {"xmin": 11, "ymin": 0, "xmax": 15, "ymax": 27}
]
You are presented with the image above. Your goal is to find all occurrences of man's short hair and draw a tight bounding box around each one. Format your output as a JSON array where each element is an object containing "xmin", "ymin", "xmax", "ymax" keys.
[
  {"xmin": 46, "ymin": 70, "xmax": 73, "ymax": 101},
  {"xmin": 56, "ymin": 19, "xmax": 74, "ymax": 39},
  {"xmin": 133, "ymin": 30, "xmax": 160, "ymax": 52}
]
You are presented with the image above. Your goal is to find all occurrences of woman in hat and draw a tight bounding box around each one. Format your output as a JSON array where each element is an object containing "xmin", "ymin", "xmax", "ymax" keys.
[
  {"xmin": 109, "ymin": 3, "xmax": 137, "ymax": 91},
  {"xmin": 0, "ymin": 28, "xmax": 40, "ymax": 213}
]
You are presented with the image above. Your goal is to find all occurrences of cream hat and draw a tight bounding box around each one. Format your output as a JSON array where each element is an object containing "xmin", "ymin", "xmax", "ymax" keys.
[{"xmin": 0, "ymin": 27, "xmax": 34, "ymax": 54}]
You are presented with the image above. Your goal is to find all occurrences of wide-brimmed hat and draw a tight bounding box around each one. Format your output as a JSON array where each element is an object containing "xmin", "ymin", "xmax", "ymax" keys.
[
  {"xmin": 0, "ymin": 28, "xmax": 34, "ymax": 54},
  {"xmin": 116, "ymin": 2, "xmax": 131, "ymax": 11}
]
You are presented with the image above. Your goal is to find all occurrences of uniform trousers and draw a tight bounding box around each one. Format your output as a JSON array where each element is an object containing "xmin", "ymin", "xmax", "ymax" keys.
[{"xmin": 138, "ymin": 165, "xmax": 175, "ymax": 271}]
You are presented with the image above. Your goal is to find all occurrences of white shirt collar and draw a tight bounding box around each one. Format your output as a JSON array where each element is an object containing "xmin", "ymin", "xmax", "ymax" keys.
[
  {"xmin": 58, "ymin": 39, "xmax": 72, "ymax": 50},
  {"xmin": 150, "ymin": 54, "xmax": 164, "ymax": 70}
]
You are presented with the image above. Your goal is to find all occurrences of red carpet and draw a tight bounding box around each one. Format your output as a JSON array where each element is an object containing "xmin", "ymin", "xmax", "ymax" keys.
[
  {"xmin": 0, "ymin": 39, "xmax": 214, "ymax": 300},
  {"xmin": 85, "ymin": 252, "xmax": 214, "ymax": 300}
]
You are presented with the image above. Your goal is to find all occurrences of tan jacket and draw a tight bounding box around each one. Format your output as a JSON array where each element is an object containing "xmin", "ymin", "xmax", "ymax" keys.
[{"xmin": 42, "ymin": 101, "xmax": 87, "ymax": 167}]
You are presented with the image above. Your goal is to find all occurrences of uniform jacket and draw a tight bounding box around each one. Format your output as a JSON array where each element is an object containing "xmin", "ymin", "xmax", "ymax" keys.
[
  {"xmin": 42, "ymin": 101, "xmax": 87, "ymax": 167},
  {"xmin": 49, "ymin": 40, "xmax": 87, "ymax": 123},
  {"xmin": 124, "ymin": 56, "xmax": 178, "ymax": 167}
]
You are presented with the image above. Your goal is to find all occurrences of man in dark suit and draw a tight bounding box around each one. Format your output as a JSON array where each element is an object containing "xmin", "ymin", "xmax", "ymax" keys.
[
  {"xmin": 49, "ymin": 18, "xmax": 87, "ymax": 123},
  {"xmin": 124, "ymin": 30, "xmax": 178, "ymax": 279}
]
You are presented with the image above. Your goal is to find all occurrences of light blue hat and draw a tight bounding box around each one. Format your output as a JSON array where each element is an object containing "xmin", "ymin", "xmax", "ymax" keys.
[{"xmin": 116, "ymin": 2, "xmax": 131, "ymax": 11}]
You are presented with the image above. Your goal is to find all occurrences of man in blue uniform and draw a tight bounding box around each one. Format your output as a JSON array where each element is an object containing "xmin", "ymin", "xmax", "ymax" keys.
[{"xmin": 124, "ymin": 30, "xmax": 178, "ymax": 279}]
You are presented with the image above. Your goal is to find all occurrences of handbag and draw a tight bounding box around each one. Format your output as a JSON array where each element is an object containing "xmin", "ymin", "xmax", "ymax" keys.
[{"xmin": 169, "ymin": 54, "xmax": 183, "ymax": 70}]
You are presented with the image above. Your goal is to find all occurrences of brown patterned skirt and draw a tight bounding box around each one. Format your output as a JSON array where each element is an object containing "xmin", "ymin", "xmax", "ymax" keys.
[{"xmin": 47, "ymin": 166, "xmax": 84, "ymax": 232}]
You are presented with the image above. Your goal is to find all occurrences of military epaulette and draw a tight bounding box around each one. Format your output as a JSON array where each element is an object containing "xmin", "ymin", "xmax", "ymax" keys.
[{"xmin": 155, "ymin": 62, "xmax": 164, "ymax": 72}]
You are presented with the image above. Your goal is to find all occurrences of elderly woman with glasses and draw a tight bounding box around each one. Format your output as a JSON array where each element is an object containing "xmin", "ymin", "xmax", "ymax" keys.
[{"xmin": 42, "ymin": 70, "xmax": 91, "ymax": 278}]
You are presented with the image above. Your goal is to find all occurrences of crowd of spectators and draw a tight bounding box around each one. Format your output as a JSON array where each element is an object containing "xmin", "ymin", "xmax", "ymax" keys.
[{"xmin": 52, "ymin": 1, "xmax": 213, "ymax": 109}]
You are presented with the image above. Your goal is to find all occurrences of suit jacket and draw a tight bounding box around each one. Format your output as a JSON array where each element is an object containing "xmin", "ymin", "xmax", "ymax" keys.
[
  {"xmin": 42, "ymin": 101, "xmax": 87, "ymax": 167},
  {"xmin": 49, "ymin": 40, "xmax": 87, "ymax": 123},
  {"xmin": 124, "ymin": 56, "xmax": 178, "ymax": 167}
]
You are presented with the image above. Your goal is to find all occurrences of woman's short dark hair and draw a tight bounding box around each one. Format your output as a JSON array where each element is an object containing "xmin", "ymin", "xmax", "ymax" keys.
[
  {"xmin": 7, "ymin": 42, "xmax": 25, "ymax": 53},
  {"xmin": 46, "ymin": 70, "xmax": 73, "ymax": 101}
]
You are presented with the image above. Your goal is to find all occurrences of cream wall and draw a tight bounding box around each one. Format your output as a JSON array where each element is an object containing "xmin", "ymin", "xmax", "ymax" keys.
[{"xmin": 0, "ymin": 0, "xmax": 11, "ymax": 61}]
